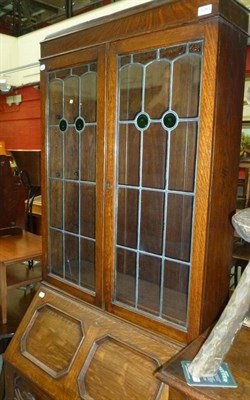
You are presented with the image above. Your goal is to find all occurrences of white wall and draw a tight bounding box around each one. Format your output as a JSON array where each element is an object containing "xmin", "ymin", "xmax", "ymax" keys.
[
  {"xmin": 0, "ymin": 34, "xmax": 17, "ymax": 71},
  {"xmin": 0, "ymin": 0, "xmax": 153, "ymax": 87}
]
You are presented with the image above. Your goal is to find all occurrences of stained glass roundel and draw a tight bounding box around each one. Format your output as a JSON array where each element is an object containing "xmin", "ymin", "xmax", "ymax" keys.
[
  {"xmin": 135, "ymin": 112, "xmax": 150, "ymax": 130},
  {"xmin": 162, "ymin": 111, "xmax": 178, "ymax": 130},
  {"xmin": 75, "ymin": 117, "xmax": 85, "ymax": 132},
  {"xmin": 59, "ymin": 118, "xmax": 68, "ymax": 132}
]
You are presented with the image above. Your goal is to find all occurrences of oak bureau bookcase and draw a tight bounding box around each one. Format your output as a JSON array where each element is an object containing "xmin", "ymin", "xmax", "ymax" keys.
[{"xmin": 4, "ymin": 1, "xmax": 248, "ymax": 399}]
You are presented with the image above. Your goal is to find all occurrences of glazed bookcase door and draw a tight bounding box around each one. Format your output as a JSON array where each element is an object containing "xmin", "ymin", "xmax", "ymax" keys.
[
  {"xmin": 105, "ymin": 25, "xmax": 217, "ymax": 341},
  {"xmin": 44, "ymin": 47, "xmax": 105, "ymax": 304}
]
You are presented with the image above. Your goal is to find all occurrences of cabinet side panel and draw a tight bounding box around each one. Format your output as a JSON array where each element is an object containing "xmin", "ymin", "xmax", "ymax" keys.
[{"xmin": 200, "ymin": 22, "xmax": 247, "ymax": 334}]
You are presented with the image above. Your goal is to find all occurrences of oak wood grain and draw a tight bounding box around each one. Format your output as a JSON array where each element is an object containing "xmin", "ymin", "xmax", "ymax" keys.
[
  {"xmin": 156, "ymin": 326, "xmax": 250, "ymax": 400},
  {"xmin": 0, "ymin": 231, "xmax": 42, "ymax": 324},
  {"xmin": 39, "ymin": 0, "xmax": 249, "ymax": 343},
  {"xmin": 4, "ymin": 283, "xmax": 182, "ymax": 399}
]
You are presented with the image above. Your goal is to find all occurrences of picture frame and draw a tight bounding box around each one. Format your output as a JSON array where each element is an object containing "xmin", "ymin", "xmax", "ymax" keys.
[
  {"xmin": 240, "ymin": 122, "xmax": 250, "ymax": 161},
  {"xmin": 242, "ymin": 75, "xmax": 250, "ymax": 122}
]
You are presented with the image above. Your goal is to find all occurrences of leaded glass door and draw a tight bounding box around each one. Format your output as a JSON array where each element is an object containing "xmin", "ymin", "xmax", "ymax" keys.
[
  {"xmin": 45, "ymin": 48, "xmax": 105, "ymax": 304},
  {"xmin": 106, "ymin": 36, "xmax": 203, "ymax": 333}
]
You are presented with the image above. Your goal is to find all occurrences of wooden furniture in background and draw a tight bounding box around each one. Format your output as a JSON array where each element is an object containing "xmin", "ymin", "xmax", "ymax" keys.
[
  {"xmin": 232, "ymin": 240, "xmax": 250, "ymax": 287},
  {"xmin": 30, "ymin": 195, "xmax": 42, "ymax": 216},
  {"xmin": 24, "ymin": 195, "xmax": 42, "ymax": 235},
  {"xmin": 0, "ymin": 154, "xmax": 22, "ymax": 236},
  {"xmin": 155, "ymin": 326, "xmax": 250, "ymax": 400},
  {"xmin": 11, "ymin": 150, "xmax": 41, "ymax": 188},
  {"xmin": 0, "ymin": 231, "xmax": 42, "ymax": 324},
  {"xmin": 237, "ymin": 162, "xmax": 250, "ymax": 209}
]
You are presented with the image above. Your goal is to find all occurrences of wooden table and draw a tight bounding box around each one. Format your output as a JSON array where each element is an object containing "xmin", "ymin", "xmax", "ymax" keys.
[
  {"xmin": 232, "ymin": 241, "xmax": 250, "ymax": 287},
  {"xmin": 155, "ymin": 326, "xmax": 250, "ymax": 400},
  {"xmin": 0, "ymin": 231, "xmax": 42, "ymax": 324}
]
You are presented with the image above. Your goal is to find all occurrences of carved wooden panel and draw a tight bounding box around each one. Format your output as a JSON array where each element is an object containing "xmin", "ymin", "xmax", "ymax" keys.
[
  {"xmin": 4, "ymin": 283, "xmax": 181, "ymax": 399},
  {"xmin": 78, "ymin": 335, "xmax": 162, "ymax": 400},
  {"xmin": 20, "ymin": 303, "xmax": 84, "ymax": 378}
]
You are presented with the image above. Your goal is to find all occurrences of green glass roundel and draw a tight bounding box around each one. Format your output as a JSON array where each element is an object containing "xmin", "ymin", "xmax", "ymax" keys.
[
  {"xmin": 136, "ymin": 113, "xmax": 149, "ymax": 130},
  {"xmin": 75, "ymin": 117, "xmax": 85, "ymax": 132},
  {"xmin": 59, "ymin": 118, "xmax": 68, "ymax": 132},
  {"xmin": 163, "ymin": 112, "xmax": 177, "ymax": 129}
]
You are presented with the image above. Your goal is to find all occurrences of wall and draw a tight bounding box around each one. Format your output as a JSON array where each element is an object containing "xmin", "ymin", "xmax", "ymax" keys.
[
  {"xmin": 0, "ymin": 0, "xmax": 153, "ymax": 87},
  {"xmin": 0, "ymin": 0, "xmax": 153, "ymax": 151},
  {"xmin": 0, "ymin": 86, "xmax": 40, "ymax": 150},
  {"xmin": 0, "ymin": 34, "xmax": 17, "ymax": 73}
]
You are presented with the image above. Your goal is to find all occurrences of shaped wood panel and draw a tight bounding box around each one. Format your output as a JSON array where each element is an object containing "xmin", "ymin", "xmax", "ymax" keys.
[
  {"xmin": 4, "ymin": 284, "xmax": 181, "ymax": 399},
  {"xmin": 78, "ymin": 335, "xmax": 162, "ymax": 400},
  {"xmin": 20, "ymin": 303, "xmax": 84, "ymax": 378}
]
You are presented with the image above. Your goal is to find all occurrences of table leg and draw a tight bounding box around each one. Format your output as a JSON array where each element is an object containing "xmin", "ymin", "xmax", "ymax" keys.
[{"xmin": 0, "ymin": 261, "xmax": 7, "ymax": 324}]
